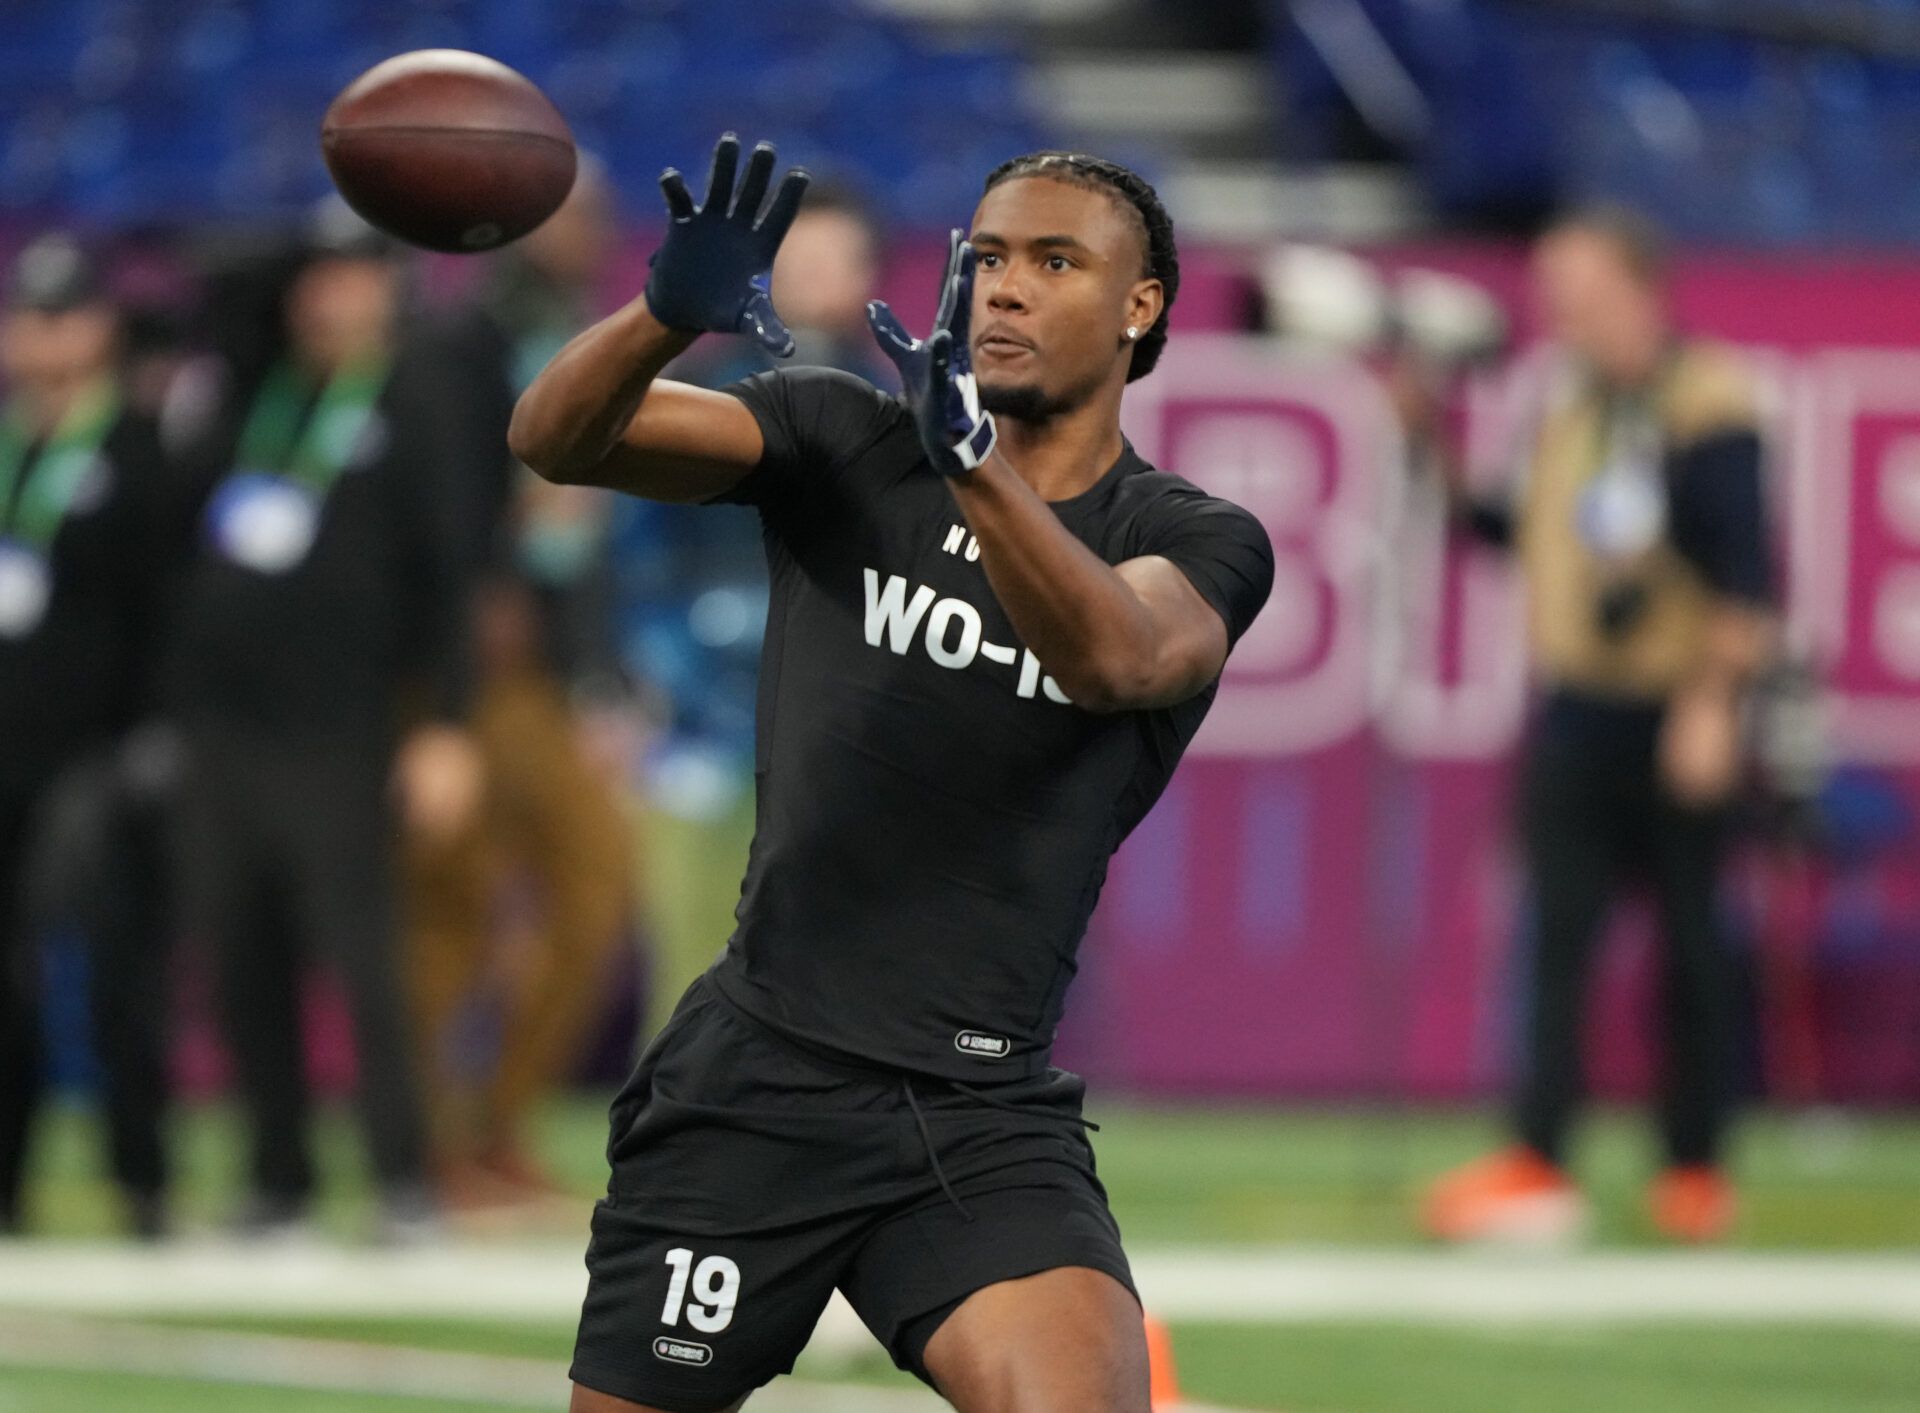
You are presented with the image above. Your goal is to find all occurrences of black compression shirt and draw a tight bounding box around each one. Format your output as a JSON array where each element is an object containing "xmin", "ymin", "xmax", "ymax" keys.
[
  {"xmin": 0, "ymin": 410, "xmax": 179, "ymax": 797},
  {"xmin": 706, "ymin": 367, "xmax": 1273, "ymax": 1079},
  {"xmin": 167, "ymin": 340, "xmax": 477, "ymax": 745}
]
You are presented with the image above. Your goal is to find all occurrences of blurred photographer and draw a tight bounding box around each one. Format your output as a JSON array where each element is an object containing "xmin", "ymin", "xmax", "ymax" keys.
[{"xmin": 1404, "ymin": 211, "xmax": 1777, "ymax": 1243}]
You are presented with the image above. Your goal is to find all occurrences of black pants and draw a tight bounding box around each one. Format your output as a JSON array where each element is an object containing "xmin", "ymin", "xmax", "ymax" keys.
[
  {"xmin": 1514, "ymin": 698, "xmax": 1737, "ymax": 1168},
  {"xmin": 90, "ymin": 791, "xmax": 175, "ymax": 1200},
  {"xmin": 0, "ymin": 791, "xmax": 40, "ymax": 1231},
  {"xmin": 174, "ymin": 731, "xmax": 426, "ymax": 1204},
  {"xmin": 0, "ymin": 767, "xmax": 174, "ymax": 1228}
]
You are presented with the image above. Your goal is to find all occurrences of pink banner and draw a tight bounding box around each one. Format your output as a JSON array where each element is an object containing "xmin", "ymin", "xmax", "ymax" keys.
[{"xmin": 1060, "ymin": 253, "xmax": 1920, "ymax": 1101}]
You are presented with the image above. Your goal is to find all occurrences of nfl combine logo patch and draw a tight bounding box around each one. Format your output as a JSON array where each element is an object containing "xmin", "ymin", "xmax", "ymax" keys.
[
  {"xmin": 653, "ymin": 1337, "xmax": 713, "ymax": 1367},
  {"xmin": 954, "ymin": 1030, "xmax": 1011, "ymax": 1059}
]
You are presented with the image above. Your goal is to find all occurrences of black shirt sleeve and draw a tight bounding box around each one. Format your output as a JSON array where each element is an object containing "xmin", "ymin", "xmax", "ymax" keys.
[
  {"xmin": 716, "ymin": 366, "xmax": 903, "ymax": 513},
  {"xmin": 1133, "ymin": 490, "xmax": 1275, "ymax": 647},
  {"xmin": 1668, "ymin": 428, "xmax": 1773, "ymax": 606}
]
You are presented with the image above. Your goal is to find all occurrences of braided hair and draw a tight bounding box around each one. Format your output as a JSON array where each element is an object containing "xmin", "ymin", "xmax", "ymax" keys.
[{"xmin": 982, "ymin": 152, "xmax": 1178, "ymax": 382}]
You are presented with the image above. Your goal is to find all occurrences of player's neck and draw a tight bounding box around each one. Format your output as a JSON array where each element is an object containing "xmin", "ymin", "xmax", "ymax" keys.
[{"xmin": 993, "ymin": 386, "xmax": 1127, "ymax": 503}]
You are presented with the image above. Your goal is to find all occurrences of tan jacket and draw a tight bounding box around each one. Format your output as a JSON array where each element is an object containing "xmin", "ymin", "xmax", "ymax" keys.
[{"xmin": 1518, "ymin": 342, "xmax": 1759, "ymax": 702}]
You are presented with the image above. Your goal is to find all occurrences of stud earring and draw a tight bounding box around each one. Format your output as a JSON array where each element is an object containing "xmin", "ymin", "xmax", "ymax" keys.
[{"xmin": 1125, "ymin": 326, "xmax": 1139, "ymax": 340}]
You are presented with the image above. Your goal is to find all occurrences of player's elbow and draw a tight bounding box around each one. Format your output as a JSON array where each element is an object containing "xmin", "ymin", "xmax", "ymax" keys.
[
  {"xmin": 507, "ymin": 388, "xmax": 607, "ymax": 486},
  {"xmin": 506, "ymin": 397, "xmax": 550, "ymax": 474},
  {"xmin": 1056, "ymin": 655, "xmax": 1175, "ymax": 714},
  {"xmin": 1067, "ymin": 629, "xmax": 1223, "ymax": 712},
  {"xmin": 506, "ymin": 398, "xmax": 577, "ymax": 484},
  {"xmin": 1065, "ymin": 677, "xmax": 1131, "ymax": 714}
]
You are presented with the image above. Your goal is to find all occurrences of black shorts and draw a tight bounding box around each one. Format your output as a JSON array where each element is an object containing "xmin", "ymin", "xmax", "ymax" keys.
[{"xmin": 569, "ymin": 976, "xmax": 1135, "ymax": 1412}]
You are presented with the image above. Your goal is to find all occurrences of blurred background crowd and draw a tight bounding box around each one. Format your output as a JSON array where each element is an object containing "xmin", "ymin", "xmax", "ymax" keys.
[
  {"xmin": 0, "ymin": 163, "xmax": 902, "ymax": 1241},
  {"xmin": 0, "ymin": 0, "xmax": 1917, "ymax": 1274}
]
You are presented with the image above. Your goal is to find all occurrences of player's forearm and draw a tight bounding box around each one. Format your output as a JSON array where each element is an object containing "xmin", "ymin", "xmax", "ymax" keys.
[
  {"xmin": 508, "ymin": 296, "xmax": 695, "ymax": 484},
  {"xmin": 949, "ymin": 456, "xmax": 1158, "ymax": 712}
]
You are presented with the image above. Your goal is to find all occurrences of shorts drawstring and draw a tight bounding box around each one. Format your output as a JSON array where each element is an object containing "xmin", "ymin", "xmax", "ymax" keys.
[
  {"xmin": 902, "ymin": 1077, "xmax": 973, "ymax": 1222},
  {"xmin": 700, "ymin": 983, "xmax": 1099, "ymax": 1226},
  {"xmin": 902, "ymin": 1077, "xmax": 1101, "ymax": 1224}
]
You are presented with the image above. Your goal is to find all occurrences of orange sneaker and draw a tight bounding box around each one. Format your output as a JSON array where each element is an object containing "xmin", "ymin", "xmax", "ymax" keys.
[
  {"xmin": 1648, "ymin": 1165, "xmax": 1737, "ymax": 1243},
  {"xmin": 433, "ymin": 1158, "xmax": 529, "ymax": 1213},
  {"xmin": 477, "ymin": 1141, "xmax": 567, "ymax": 1198},
  {"xmin": 1421, "ymin": 1145, "xmax": 1589, "ymax": 1245}
]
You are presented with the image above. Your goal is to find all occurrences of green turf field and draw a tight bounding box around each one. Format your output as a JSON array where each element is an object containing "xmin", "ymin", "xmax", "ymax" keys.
[
  {"xmin": 21, "ymin": 1094, "xmax": 1920, "ymax": 1248},
  {"xmin": 5, "ymin": 1097, "xmax": 1918, "ymax": 1410}
]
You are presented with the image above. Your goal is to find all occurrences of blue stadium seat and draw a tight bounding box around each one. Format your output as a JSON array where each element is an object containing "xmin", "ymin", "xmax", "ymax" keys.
[
  {"xmin": 0, "ymin": 0, "xmax": 1043, "ymax": 229},
  {"xmin": 1272, "ymin": 0, "xmax": 1920, "ymax": 245}
]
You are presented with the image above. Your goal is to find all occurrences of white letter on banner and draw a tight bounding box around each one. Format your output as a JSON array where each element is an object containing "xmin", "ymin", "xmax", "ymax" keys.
[{"xmin": 1120, "ymin": 337, "xmax": 1381, "ymax": 755}]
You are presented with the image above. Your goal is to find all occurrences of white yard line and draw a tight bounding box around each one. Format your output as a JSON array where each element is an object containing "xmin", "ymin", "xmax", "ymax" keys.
[
  {"xmin": 1, "ymin": 1239, "xmax": 1917, "ymax": 1328},
  {"xmin": 0, "ymin": 1238, "xmax": 593, "ymax": 1322},
  {"xmin": 1129, "ymin": 1247, "xmax": 1920, "ymax": 1326}
]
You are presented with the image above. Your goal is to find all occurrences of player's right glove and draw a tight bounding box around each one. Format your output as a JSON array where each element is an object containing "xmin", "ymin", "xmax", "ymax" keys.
[
  {"xmin": 644, "ymin": 133, "xmax": 809, "ymax": 356},
  {"xmin": 866, "ymin": 230, "xmax": 997, "ymax": 477}
]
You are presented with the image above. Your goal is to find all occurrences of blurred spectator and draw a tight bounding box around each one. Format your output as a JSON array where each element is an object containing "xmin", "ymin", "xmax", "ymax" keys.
[
  {"xmin": 1410, "ymin": 209, "xmax": 1776, "ymax": 1245},
  {"xmin": 489, "ymin": 154, "xmax": 629, "ymax": 688},
  {"xmin": 403, "ymin": 164, "xmax": 636, "ymax": 1203},
  {"xmin": 672, "ymin": 180, "xmax": 894, "ymax": 390},
  {"xmin": 407, "ymin": 154, "xmax": 627, "ymax": 685},
  {"xmin": 0, "ymin": 234, "xmax": 185, "ymax": 1237},
  {"xmin": 408, "ymin": 572, "xmax": 633, "ymax": 1205},
  {"xmin": 165, "ymin": 203, "xmax": 480, "ymax": 1241}
]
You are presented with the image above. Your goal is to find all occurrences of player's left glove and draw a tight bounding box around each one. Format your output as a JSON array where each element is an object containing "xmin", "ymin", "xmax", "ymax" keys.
[{"xmin": 866, "ymin": 230, "xmax": 997, "ymax": 477}]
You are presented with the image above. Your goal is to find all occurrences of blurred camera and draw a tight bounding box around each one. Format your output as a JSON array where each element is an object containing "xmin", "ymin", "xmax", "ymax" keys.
[{"xmin": 1261, "ymin": 243, "xmax": 1509, "ymax": 368}]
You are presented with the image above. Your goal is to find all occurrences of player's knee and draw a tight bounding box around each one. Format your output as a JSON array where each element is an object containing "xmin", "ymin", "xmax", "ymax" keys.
[
  {"xmin": 1042, "ymin": 1341, "xmax": 1150, "ymax": 1413},
  {"xmin": 1071, "ymin": 1319, "xmax": 1152, "ymax": 1413},
  {"xmin": 927, "ymin": 1270, "xmax": 1150, "ymax": 1413},
  {"xmin": 973, "ymin": 1333, "xmax": 1150, "ymax": 1413}
]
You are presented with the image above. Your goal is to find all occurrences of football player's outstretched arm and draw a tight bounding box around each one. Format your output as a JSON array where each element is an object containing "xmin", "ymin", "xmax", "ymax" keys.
[
  {"xmin": 509, "ymin": 299, "xmax": 760, "ymax": 501},
  {"xmin": 510, "ymin": 134, "xmax": 807, "ymax": 502},
  {"xmin": 948, "ymin": 467, "xmax": 1229, "ymax": 713}
]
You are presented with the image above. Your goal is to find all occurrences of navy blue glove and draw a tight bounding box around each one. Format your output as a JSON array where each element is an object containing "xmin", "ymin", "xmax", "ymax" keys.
[
  {"xmin": 867, "ymin": 230, "xmax": 997, "ymax": 477},
  {"xmin": 645, "ymin": 134, "xmax": 810, "ymax": 356}
]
